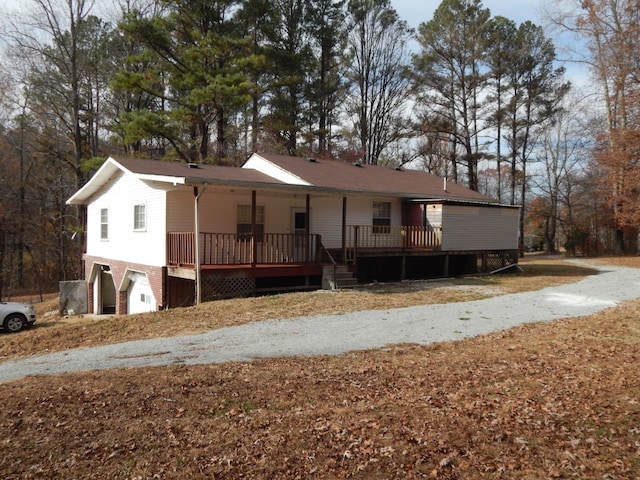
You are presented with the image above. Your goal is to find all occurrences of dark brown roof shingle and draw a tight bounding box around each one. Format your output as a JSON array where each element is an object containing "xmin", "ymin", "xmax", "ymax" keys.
[{"xmin": 253, "ymin": 153, "xmax": 495, "ymax": 202}]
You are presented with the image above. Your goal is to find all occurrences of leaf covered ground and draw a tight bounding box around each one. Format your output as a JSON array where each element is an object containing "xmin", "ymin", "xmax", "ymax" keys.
[{"xmin": 1, "ymin": 256, "xmax": 639, "ymax": 479}]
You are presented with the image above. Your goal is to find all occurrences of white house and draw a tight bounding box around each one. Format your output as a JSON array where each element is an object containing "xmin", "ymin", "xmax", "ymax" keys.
[{"xmin": 67, "ymin": 153, "xmax": 519, "ymax": 314}]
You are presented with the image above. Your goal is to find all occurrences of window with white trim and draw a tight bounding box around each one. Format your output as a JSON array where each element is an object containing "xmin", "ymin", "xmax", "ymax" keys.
[
  {"xmin": 100, "ymin": 208, "xmax": 109, "ymax": 240},
  {"xmin": 237, "ymin": 205, "xmax": 265, "ymax": 241},
  {"xmin": 134, "ymin": 204, "xmax": 146, "ymax": 231},
  {"xmin": 372, "ymin": 201, "xmax": 391, "ymax": 234}
]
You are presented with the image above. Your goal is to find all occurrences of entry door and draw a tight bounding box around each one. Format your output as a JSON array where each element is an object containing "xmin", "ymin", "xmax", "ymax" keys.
[
  {"xmin": 292, "ymin": 208, "xmax": 308, "ymax": 261},
  {"xmin": 100, "ymin": 269, "xmax": 116, "ymax": 314},
  {"xmin": 292, "ymin": 208, "xmax": 308, "ymax": 236}
]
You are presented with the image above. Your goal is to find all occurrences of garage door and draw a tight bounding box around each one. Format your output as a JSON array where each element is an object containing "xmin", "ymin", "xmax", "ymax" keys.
[{"xmin": 127, "ymin": 272, "xmax": 156, "ymax": 314}]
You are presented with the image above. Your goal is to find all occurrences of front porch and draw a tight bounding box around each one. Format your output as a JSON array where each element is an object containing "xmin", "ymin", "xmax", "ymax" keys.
[
  {"xmin": 163, "ymin": 228, "xmax": 515, "ymax": 305},
  {"xmin": 165, "ymin": 227, "xmax": 447, "ymax": 304},
  {"xmin": 167, "ymin": 225, "xmax": 442, "ymax": 268}
]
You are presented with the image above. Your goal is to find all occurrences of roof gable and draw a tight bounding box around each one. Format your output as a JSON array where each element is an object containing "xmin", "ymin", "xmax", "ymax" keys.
[{"xmin": 67, "ymin": 157, "xmax": 286, "ymax": 205}]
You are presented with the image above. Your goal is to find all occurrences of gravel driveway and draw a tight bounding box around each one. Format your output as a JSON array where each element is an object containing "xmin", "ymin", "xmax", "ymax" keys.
[{"xmin": 2, "ymin": 261, "xmax": 639, "ymax": 383}]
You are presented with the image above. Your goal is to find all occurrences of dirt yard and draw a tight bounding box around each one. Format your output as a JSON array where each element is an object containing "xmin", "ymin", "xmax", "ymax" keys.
[{"xmin": 1, "ymin": 256, "xmax": 639, "ymax": 479}]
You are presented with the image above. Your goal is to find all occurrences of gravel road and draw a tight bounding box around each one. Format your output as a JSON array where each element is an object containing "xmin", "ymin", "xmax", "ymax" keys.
[{"xmin": 2, "ymin": 261, "xmax": 639, "ymax": 383}]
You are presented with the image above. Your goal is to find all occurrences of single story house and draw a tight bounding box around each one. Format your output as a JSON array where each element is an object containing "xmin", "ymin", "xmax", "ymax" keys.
[{"xmin": 66, "ymin": 152, "xmax": 520, "ymax": 314}]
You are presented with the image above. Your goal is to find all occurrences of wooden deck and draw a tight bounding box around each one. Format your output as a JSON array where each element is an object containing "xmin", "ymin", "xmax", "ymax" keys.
[
  {"xmin": 168, "ymin": 232, "xmax": 323, "ymax": 267},
  {"xmin": 168, "ymin": 226, "xmax": 442, "ymax": 268},
  {"xmin": 346, "ymin": 225, "xmax": 442, "ymax": 251}
]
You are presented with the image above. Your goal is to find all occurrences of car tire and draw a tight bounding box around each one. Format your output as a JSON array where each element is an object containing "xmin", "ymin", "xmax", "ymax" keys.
[{"xmin": 4, "ymin": 314, "xmax": 27, "ymax": 333}]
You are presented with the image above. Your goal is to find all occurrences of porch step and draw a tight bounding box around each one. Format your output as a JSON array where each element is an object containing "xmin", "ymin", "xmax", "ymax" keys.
[
  {"xmin": 335, "ymin": 269, "xmax": 358, "ymax": 288},
  {"xmin": 322, "ymin": 265, "xmax": 358, "ymax": 290}
]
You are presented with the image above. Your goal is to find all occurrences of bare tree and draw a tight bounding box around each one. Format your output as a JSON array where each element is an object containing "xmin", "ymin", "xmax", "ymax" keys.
[
  {"xmin": 533, "ymin": 93, "xmax": 591, "ymax": 253},
  {"xmin": 344, "ymin": 0, "xmax": 412, "ymax": 165},
  {"xmin": 546, "ymin": 0, "xmax": 640, "ymax": 253},
  {"xmin": 0, "ymin": 0, "xmax": 105, "ymax": 281},
  {"xmin": 3, "ymin": 0, "xmax": 100, "ymax": 187}
]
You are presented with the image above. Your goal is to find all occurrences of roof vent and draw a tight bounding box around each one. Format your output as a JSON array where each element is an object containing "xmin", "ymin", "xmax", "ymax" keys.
[
  {"xmin": 187, "ymin": 163, "xmax": 200, "ymax": 169},
  {"xmin": 307, "ymin": 157, "xmax": 317, "ymax": 163},
  {"xmin": 395, "ymin": 166, "xmax": 403, "ymax": 171},
  {"xmin": 352, "ymin": 161, "xmax": 363, "ymax": 167}
]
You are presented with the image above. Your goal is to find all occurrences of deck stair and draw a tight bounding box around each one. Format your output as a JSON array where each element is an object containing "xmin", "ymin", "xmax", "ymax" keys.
[{"xmin": 323, "ymin": 264, "xmax": 358, "ymax": 290}]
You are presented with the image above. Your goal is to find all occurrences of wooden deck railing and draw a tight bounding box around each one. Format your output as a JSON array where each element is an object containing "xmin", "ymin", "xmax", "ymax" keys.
[
  {"xmin": 168, "ymin": 232, "xmax": 197, "ymax": 266},
  {"xmin": 168, "ymin": 227, "xmax": 441, "ymax": 267},
  {"xmin": 346, "ymin": 225, "xmax": 442, "ymax": 251},
  {"xmin": 168, "ymin": 232, "xmax": 321, "ymax": 266}
]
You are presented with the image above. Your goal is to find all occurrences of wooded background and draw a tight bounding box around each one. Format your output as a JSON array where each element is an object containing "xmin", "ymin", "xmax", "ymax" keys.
[{"xmin": 0, "ymin": 0, "xmax": 638, "ymax": 299}]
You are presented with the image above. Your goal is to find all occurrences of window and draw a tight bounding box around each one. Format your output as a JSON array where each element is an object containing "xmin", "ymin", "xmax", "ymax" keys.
[
  {"xmin": 237, "ymin": 205, "xmax": 265, "ymax": 241},
  {"xmin": 134, "ymin": 204, "xmax": 146, "ymax": 231},
  {"xmin": 100, "ymin": 208, "xmax": 109, "ymax": 240},
  {"xmin": 372, "ymin": 201, "xmax": 391, "ymax": 234}
]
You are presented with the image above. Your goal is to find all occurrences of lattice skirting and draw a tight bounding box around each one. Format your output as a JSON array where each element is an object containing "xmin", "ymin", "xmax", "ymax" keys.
[
  {"xmin": 478, "ymin": 251, "xmax": 519, "ymax": 273},
  {"xmin": 201, "ymin": 271, "xmax": 255, "ymax": 301}
]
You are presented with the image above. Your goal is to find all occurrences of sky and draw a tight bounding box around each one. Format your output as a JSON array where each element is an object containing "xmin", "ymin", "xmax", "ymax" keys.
[
  {"xmin": 393, "ymin": 0, "xmax": 546, "ymax": 28},
  {"xmin": 2, "ymin": 0, "xmax": 545, "ymax": 24},
  {"xmin": 392, "ymin": 0, "xmax": 590, "ymax": 87},
  {"xmin": 1, "ymin": 0, "xmax": 588, "ymax": 87}
]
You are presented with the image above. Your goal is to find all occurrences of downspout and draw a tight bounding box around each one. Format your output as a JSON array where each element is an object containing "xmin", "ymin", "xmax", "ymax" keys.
[
  {"xmin": 194, "ymin": 183, "xmax": 208, "ymax": 305},
  {"xmin": 251, "ymin": 190, "xmax": 257, "ymax": 267},
  {"xmin": 341, "ymin": 197, "xmax": 347, "ymax": 263},
  {"xmin": 305, "ymin": 194, "xmax": 310, "ymax": 262}
]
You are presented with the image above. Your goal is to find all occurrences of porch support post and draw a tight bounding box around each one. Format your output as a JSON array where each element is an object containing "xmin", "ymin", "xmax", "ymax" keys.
[
  {"xmin": 194, "ymin": 183, "xmax": 208, "ymax": 305},
  {"xmin": 251, "ymin": 190, "xmax": 257, "ymax": 267},
  {"xmin": 423, "ymin": 202, "xmax": 428, "ymax": 248},
  {"xmin": 423, "ymin": 202, "xmax": 427, "ymax": 226},
  {"xmin": 341, "ymin": 197, "xmax": 347, "ymax": 263},
  {"xmin": 305, "ymin": 194, "xmax": 311, "ymax": 262}
]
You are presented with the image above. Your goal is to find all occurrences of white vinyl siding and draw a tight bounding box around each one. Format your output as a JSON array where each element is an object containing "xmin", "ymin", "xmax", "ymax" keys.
[
  {"xmin": 310, "ymin": 196, "xmax": 401, "ymax": 249},
  {"xmin": 425, "ymin": 203, "xmax": 442, "ymax": 228},
  {"xmin": 86, "ymin": 173, "xmax": 167, "ymax": 266},
  {"xmin": 166, "ymin": 189, "xmax": 195, "ymax": 231},
  {"xmin": 167, "ymin": 188, "xmax": 311, "ymax": 237},
  {"xmin": 440, "ymin": 204, "xmax": 519, "ymax": 251},
  {"xmin": 243, "ymin": 155, "xmax": 311, "ymax": 185}
]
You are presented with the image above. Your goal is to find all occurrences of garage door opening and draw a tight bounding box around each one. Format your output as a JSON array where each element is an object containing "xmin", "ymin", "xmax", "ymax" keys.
[
  {"xmin": 126, "ymin": 271, "xmax": 156, "ymax": 314},
  {"xmin": 93, "ymin": 265, "xmax": 116, "ymax": 314}
]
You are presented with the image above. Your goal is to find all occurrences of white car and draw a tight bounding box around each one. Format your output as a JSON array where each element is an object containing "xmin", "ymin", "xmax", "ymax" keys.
[{"xmin": 0, "ymin": 302, "xmax": 37, "ymax": 333}]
